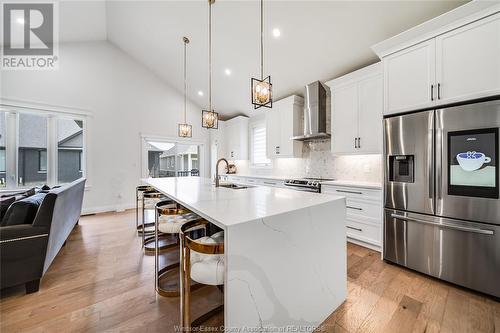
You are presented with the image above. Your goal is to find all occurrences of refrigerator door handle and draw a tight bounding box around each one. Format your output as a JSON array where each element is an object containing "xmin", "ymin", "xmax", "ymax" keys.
[
  {"xmin": 390, "ymin": 214, "xmax": 494, "ymax": 235},
  {"xmin": 428, "ymin": 113, "xmax": 434, "ymax": 201},
  {"xmin": 435, "ymin": 115, "xmax": 443, "ymax": 201}
]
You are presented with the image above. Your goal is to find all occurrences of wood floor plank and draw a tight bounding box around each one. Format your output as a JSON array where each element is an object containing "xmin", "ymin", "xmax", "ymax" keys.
[{"xmin": 382, "ymin": 295, "xmax": 423, "ymax": 333}]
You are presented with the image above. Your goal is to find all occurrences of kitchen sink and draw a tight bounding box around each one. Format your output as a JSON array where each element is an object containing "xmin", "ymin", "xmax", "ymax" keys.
[{"xmin": 219, "ymin": 183, "xmax": 254, "ymax": 190}]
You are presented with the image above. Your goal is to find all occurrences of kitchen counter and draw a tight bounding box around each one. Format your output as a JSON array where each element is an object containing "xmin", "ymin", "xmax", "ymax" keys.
[
  {"xmin": 143, "ymin": 177, "xmax": 347, "ymax": 330},
  {"xmin": 321, "ymin": 179, "xmax": 382, "ymax": 190}
]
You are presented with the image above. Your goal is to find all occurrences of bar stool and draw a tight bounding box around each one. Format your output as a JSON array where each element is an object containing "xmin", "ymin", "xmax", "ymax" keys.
[
  {"xmin": 135, "ymin": 185, "xmax": 153, "ymax": 235},
  {"xmin": 143, "ymin": 199, "xmax": 178, "ymax": 254},
  {"xmin": 141, "ymin": 190, "xmax": 164, "ymax": 248},
  {"xmin": 180, "ymin": 220, "xmax": 224, "ymax": 329},
  {"xmin": 154, "ymin": 202, "xmax": 205, "ymax": 297}
]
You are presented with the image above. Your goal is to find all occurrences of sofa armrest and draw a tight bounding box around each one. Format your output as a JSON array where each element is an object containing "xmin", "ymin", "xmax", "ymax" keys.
[{"xmin": 0, "ymin": 224, "xmax": 50, "ymax": 244}]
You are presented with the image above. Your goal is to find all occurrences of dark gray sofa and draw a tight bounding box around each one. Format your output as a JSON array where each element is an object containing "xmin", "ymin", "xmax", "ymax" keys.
[{"xmin": 0, "ymin": 178, "xmax": 86, "ymax": 294}]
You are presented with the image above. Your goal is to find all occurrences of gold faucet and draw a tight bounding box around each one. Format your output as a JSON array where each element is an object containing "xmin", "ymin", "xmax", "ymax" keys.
[{"xmin": 215, "ymin": 158, "xmax": 229, "ymax": 187}]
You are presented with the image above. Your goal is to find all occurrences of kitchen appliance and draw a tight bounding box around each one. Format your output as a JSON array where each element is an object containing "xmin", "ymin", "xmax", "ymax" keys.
[
  {"xmin": 291, "ymin": 81, "xmax": 331, "ymax": 141},
  {"xmin": 284, "ymin": 177, "xmax": 334, "ymax": 193},
  {"xmin": 384, "ymin": 99, "xmax": 500, "ymax": 298}
]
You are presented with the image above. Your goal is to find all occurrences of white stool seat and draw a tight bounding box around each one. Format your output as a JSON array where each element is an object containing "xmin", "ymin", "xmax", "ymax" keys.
[
  {"xmin": 158, "ymin": 213, "xmax": 199, "ymax": 234},
  {"xmin": 190, "ymin": 232, "xmax": 224, "ymax": 286},
  {"xmin": 144, "ymin": 198, "xmax": 161, "ymax": 209}
]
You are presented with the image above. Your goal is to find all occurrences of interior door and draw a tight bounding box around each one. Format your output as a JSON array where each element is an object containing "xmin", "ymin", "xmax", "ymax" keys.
[
  {"xmin": 384, "ymin": 110, "xmax": 434, "ymax": 214},
  {"xmin": 357, "ymin": 75, "xmax": 383, "ymax": 153},
  {"xmin": 383, "ymin": 39, "xmax": 436, "ymax": 115},
  {"xmin": 332, "ymin": 84, "xmax": 358, "ymax": 153},
  {"xmin": 436, "ymin": 100, "xmax": 500, "ymax": 225},
  {"xmin": 435, "ymin": 12, "xmax": 500, "ymax": 105}
]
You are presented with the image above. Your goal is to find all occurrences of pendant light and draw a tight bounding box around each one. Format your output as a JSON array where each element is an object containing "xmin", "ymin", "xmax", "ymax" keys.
[
  {"xmin": 201, "ymin": 0, "xmax": 219, "ymax": 129},
  {"xmin": 251, "ymin": 0, "xmax": 272, "ymax": 109},
  {"xmin": 178, "ymin": 37, "xmax": 192, "ymax": 138}
]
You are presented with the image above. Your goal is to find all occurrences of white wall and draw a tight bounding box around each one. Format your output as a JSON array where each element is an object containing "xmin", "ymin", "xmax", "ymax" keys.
[{"xmin": 0, "ymin": 41, "xmax": 210, "ymax": 214}]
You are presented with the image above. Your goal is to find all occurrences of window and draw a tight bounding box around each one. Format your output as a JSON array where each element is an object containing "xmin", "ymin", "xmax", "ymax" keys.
[
  {"xmin": 0, "ymin": 108, "xmax": 87, "ymax": 189},
  {"xmin": 18, "ymin": 113, "xmax": 47, "ymax": 186},
  {"xmin": 38, "ymin": 150, "xmax": 47, "ymax": 172},
  {"xmin": 57, "ymin": 118, "xmax": 84, "ymax": 184},
  {"xmin": 251, "ymin": 122, "xmax": 271, "ymax": 167},
  {"xmin": 144, "ymin": 140, "xmax": 202, "ymax": 178}
]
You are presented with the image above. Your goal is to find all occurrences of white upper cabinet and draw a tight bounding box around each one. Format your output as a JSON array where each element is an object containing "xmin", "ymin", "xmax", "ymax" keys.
[
  {"xmin": 374, "ymin": 3, "xmax": 500, "ymax": 116},
  {"xmin": 224, "ymin": 116, "xmax": 248, "ymax": 160},
  {"xmin": 327, "ymin": 63, "xmax": 383, "ymax": 154},
  {"xmin": 383, "ymin": 40, "xmax": 436, "ymax": 115},
  {"xmin": 357, "ymin": 75, "xmax": 383, "ymax": 153},
  {"xmin": 436, "ymin": 12, "xmax": 500, "ymax": 105},
  {"xmin": 266, "ymin": 95, "xmax": 303, "ymax": 158},
  {"xmin": 331, "ymin": 85, "xmax": 358, "ymax": 153}
]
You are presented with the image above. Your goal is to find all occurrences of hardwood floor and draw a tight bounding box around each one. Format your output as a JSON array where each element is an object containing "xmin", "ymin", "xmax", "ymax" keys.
[{"xmin": 1, "ymin": 210, "xmax": 498, "ymax": 332}]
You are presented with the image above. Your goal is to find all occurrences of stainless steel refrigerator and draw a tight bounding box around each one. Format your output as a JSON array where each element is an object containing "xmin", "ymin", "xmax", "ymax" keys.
[{"xmin": 384, "ymin": 99, "xmax": 500, "ymax": 298}]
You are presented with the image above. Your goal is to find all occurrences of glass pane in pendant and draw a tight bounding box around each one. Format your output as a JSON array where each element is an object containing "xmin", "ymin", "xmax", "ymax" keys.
[
  {"xmin": 201, "ymin": 110, "xmax": 218, "ymax": 129},
  {"xmin": 251, "ymin": 76, "xmax": 273, "ymax": 108},
  {"xmin": 178, "ymin": 123, "xmax": 192, "ymax": 138}
]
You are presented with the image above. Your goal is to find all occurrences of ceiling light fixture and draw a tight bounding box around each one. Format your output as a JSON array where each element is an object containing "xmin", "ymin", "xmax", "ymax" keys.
[
  {"xmin": 202, "ymin": 0, "xmax": 219, "ymax": 129},
  {"xmin": 272, "ymin": 28, "xmax": 281, "ymax": 38},
  {"xmin": 178, "ymin": 37, "xmax": 192, "ymax": 138},
  {"xmin": 198, "ymin": 91, "xmax": 204, "ymax": 96},
  {"xmin": 225, "ymin": 68, "xmax": 231, "ymax": 76},
  {"xmin": 251, "ymin": 0, "xmax": 272, "ymax": 109}
]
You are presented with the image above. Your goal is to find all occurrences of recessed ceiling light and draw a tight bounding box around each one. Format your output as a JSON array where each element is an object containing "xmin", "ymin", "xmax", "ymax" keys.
[
  {"xmin": 272, "ymin": 28, "xmax": 281, "ymax": 38},
  {"xmin": 16, "ymin": 18, "xmax": 25, "ymax": 25},
  {"xmin": 224, "ymin": 68, "xmax": 231, "ymax": 76},
  {"xmin": 197, "ymin": 91, "xmax": 204, "ymax": 96}
]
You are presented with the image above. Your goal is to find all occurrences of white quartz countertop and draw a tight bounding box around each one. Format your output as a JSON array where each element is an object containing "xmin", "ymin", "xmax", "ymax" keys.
[
  {"xmin": 320, "ymin": 180, "xmax": 382, "ymax": 190},
  {"xmin": 142, "ymin": 177, "xmax": 343, "ymax": 228}
]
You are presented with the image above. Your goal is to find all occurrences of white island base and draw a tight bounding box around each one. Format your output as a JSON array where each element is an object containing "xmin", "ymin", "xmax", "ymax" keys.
[{"xmin": 143, "ymin": 177, "xmax": 347, "ymax": 331}]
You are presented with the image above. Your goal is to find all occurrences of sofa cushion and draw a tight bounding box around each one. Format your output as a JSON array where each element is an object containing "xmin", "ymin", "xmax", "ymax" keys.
[
  {"xmin": 1, "ymin": 193, "xmax": 47, "ymax": 227},
  {"xmin": 0, "ymin": 197, "xmax": 16, "ymax": 220}
]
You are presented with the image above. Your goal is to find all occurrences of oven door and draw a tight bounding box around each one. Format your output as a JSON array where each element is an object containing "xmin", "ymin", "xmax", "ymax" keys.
[
  {"xmin": 384, "ymin": 209, "xmax": 500, "ymax": 298},
  {"xmin": 436, "ymin": 100, "xmax": 500, "ymax": 225}
]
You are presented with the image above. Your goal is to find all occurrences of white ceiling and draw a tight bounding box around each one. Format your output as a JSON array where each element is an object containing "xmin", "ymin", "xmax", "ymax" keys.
[{"xmin": 60, "ymin": 1, "xmax": 467, "ymax": 118}]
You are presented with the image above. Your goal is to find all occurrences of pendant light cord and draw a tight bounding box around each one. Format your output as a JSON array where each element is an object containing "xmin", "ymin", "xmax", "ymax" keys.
[
  {"xmin": 208, "ymin": 0, "xmax": 212, "ymax": 112},
  {"xmin": 183, "ymin": 38, "xmax": 187, "ymax": 124},
  {"xmin": 260, "ymin": 0, "xmax": 264, "ymax": 80}
]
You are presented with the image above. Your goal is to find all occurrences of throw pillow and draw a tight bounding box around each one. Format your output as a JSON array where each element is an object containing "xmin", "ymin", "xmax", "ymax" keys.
[{"xmin": 1, "ymin": 192, "xmax": 47, "ymax": 226}]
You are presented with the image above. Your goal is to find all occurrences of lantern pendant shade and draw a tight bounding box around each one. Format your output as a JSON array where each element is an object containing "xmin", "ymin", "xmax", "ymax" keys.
[
  {"xmin": 251, "ymin": 76, "xmax": 272, "ymax": 109},
  {"xmin": 178, "ymin": 123, "xmax": 192, "ymax": 138},
  {"xmin": 201, "ymin": 109, "xmax": 218, "ymax": 129}
]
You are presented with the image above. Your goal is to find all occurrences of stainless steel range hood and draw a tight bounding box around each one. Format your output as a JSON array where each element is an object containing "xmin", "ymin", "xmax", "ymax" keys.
[{"xmin": 292, "ymin": 81, "xmax": 331, "ymax": 141}]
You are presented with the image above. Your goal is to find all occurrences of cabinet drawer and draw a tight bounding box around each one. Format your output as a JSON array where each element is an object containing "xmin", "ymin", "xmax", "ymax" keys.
[
  {"xmin": 346, "ymin": 219, "xmax": 381, "ymax": 246},
  {"xmin": 322, "ymin": 185, "xmax": 381, "ymax": 201},
  {"xmin": 346, "ymin": 198, "xmax": 381, "ymax": 220}
]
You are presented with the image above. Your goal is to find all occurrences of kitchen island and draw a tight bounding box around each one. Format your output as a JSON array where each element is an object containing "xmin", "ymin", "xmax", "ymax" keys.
[{"xmin": 143, "ymin": 177, "xmax": 347, "ymax": 330}]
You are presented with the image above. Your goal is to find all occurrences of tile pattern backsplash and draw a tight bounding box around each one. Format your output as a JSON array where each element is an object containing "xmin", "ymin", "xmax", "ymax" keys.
[{"xmin": 235, "ymin": 139, "xmax": 382, "ymax": 183}]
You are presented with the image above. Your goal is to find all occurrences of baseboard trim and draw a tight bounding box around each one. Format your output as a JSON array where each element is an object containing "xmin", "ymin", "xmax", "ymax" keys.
[{"xmin": 82, "ymin": 203, "xmax": 135, "ymax": 216}]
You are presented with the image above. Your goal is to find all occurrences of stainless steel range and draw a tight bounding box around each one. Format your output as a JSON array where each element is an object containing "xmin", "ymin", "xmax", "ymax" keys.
[
  {"xmin": 383, "ymin": 99, "xmax": 500, "ymax": 298},
  {"xmin": 284, "ymin": 177, "xmax": 334, "ymax": 193}
]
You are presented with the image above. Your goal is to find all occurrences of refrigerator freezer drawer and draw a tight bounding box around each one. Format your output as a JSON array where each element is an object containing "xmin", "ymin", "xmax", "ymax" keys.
[{"xmin": 384, "ymin": 209, "xmax": 500, "ymax": 298}]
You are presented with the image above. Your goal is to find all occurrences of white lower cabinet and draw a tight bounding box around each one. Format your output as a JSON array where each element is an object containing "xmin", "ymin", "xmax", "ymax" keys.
[{"xmin": 322, "ymin": 184, "xmax": 382, "ymax": 251}]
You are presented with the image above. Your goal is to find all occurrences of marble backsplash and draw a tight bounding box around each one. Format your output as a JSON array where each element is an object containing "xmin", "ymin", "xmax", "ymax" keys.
[{"xmin": 234, "ymin": 139, "xmax": 382, "ymax": 183}]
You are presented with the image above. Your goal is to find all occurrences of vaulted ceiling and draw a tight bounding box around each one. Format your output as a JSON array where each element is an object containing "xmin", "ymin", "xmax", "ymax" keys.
[{"xmin": 59, "ymin": 1, "xmax": 467, "ymax": 118}]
